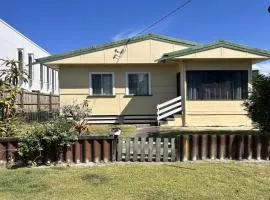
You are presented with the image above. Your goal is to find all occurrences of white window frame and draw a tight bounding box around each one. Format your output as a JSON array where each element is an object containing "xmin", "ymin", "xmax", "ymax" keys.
[
  {"xmin": 125, "ymin": 72, "xmax": 151, "ymax": 96},
  {"xmin": 89, "ymin": 72, "xmax": 115, "ymax": 96}
]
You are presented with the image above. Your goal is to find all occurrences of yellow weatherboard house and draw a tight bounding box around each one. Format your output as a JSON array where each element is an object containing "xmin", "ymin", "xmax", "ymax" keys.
[{"xmin": 36, "ymin": 33, "xmax": 270, "ymax": 127}]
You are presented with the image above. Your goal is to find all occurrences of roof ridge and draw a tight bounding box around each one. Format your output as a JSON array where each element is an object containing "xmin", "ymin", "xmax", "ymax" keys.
[{"xmin": 36, "ymin": 33, "xmax": 200, "ymax": 63}]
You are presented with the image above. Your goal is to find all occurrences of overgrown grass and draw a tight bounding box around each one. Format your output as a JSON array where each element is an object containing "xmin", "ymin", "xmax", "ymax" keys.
[
  {"xmin": 0, "ymin": 162, "xmax": 269, "ymax": 200},
  {"xmin": 86, "ymin": 125, "xmax": 136, "ymax": 137}
]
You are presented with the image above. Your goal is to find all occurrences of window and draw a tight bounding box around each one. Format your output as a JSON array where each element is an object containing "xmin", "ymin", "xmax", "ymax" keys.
[
  {"xmin": 28, "ymin": 54, "xmax": 33, "ymax": 88},
  {"xmin": 126, "ymin": 72, "xmax": 150, "ymax": 95},
  {"xmin": 187, "ymin": 70, "xmax": 248, "ymax": 100},
  {"xmin": 18, "ymin": 48, "xmax": 24, "ymax": 85},
  {"xmin": 90, "ymin": 73, "xmax": 114, "ymax": 96}
]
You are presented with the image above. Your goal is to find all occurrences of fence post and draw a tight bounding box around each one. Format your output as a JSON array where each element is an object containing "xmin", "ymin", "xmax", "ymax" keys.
[
  {"xmin": 176, "ymin": 135, "xmax": 181, "ymax": 161},
  {"xmin": 84, "ymin": 140, "xmax": 91, "ymax": 163},
  {"xmin": 246, "ymin": 135, "xmax": 252, "ymax": 160},
  {"xmin": 256, "ymin": 136, "xmax": 261, "ymax": 160},
  {"xmin": 49, "ymin": 92, "xmax": 52, "ymax": 112},
  {"xmin": 210, "ymin": 135, "xmax": 217, "ymax": 160},
  {"xmin": 191, "ymin": 135, "xmax": 198, "ymax": 161},
  {"xmin": 20, "ymin": 90, "xmax": 24, "ymax": 109},
  {"xmin": 112, "ymin": 136, "xmax": 118, "ymax": 162},
  {"xmin": 219, "ymin": 135, "xmax": 225, "ymax": 160},
  {"xmin": 182, "ymin": 135, "xmax": 189, "ymax": 161},
  {"xmin": 0, "ymin": 142, "xmax": 6, "ymax": 163},
  {"xmin": 37, "ymin": 91, "xmax": 41, "ymax": 111},
  {"xmin": 201, "ymin": 135, "xmax": 207, "ymax": 160},
  {"xmin": 237, "ymin": 135, "xmax": 243, "ymax": 160}
]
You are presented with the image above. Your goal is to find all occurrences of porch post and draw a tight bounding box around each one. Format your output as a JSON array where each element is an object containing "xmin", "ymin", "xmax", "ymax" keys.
[{"xmin": 180, "ymin": 61, "xmax": 186, "ymax": 126}]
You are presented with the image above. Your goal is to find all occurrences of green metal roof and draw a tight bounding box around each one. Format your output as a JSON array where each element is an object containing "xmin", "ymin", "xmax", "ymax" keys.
[
  {"xmin": 36, "ymin": 33, "xmax": 201, "ymax": 63},
  {"xmin": 158, "ymin": 40, "xmax": 270, "ymax": 61}
]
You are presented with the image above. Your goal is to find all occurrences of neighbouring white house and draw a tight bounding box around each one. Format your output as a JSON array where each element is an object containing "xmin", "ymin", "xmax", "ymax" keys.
[{"xmin": 0, "ymin": 18, "xmax": 58, "ymax": 94}]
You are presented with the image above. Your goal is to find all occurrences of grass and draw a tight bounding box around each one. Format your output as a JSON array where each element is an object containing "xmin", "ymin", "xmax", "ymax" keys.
[
  {"xmin": 151, "ymin": 128, "xmax": 259, "ymax": 138},
  {"xmin": 86, "ymin": 125, "xmax": 136, "ymax": 137},
  {"xmin": 0, "ymin": 162, "xmax": 269, "ymax": 200}
]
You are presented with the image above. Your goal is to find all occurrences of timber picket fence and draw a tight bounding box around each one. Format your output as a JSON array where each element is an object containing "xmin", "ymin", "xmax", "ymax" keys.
[
  {"xmin": 15, "ymin": 90, "xmax": 59, "ymax": 112},
  {"xmin": 0, "ymin": 134, "xmax": 269, "ymax": 166}
]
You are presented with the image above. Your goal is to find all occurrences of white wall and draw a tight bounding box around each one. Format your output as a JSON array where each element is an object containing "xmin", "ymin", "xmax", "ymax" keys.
[{"xmin": 0, "ymin": 19, "xmax": 58, "ymax": 94}]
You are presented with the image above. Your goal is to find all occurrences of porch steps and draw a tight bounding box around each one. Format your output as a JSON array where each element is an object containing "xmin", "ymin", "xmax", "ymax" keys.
[{"xmin": 160, "ymin": 114, "xmax": 183, "ymax": 126}]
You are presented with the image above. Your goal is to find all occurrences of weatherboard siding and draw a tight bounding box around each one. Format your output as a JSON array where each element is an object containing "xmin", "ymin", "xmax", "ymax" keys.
[{"xmin": 59, "ymin": 63, "xmax": 179, "ymax": 115}]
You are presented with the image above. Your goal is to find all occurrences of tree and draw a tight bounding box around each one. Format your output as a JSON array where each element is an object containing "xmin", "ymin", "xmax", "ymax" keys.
[
  {"xmin": 244, "ymin": 74, "xmax": 270, "ymax": 136},
  {"xmin": 0, "ymin": 59, "xmax": 28, "ymax": 136}
]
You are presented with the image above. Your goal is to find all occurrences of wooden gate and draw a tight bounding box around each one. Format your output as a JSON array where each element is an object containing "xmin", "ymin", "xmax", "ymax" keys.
[{"xmin": 116, "ymin": 137, "xmax": 176, "ymax": 162}]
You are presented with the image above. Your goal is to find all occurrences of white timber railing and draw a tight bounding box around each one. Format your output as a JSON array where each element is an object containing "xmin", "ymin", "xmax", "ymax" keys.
[{"xmin": 157, "ymin": 96, "xmax": 182, "ymax": 125}]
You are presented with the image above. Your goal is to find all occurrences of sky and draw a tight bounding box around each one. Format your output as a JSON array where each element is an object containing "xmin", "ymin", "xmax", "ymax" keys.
[{"xmin": 1, "ymin": 0, "xmax": 270, "ymax": 73}]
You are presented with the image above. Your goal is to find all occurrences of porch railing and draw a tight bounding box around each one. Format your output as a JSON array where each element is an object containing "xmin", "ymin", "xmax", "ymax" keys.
[{"xmin": 157, "ymin": 96, "xmax": 182, "ymax": 125}]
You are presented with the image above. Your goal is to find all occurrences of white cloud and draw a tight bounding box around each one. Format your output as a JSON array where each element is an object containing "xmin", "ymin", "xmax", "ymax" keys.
[
  {"xmin": 253, "ymin": 60, "xmax": 270, "ymax": 75},
  {"xmin": 111, "ymin": 29, "xmax": 143, "ymax": 41}
]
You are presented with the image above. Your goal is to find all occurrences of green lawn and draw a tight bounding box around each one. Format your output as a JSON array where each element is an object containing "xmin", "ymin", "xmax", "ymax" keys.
[
  {"xmin": 0, "ymin": 162, "xmax": 269, "ymax": 200},
  {"xmin": 153, "ymin": 128, "xmax": 259, "ymax": 138},
  {"xmin": 86, "ymin": 125, "xmax": 136, "ymax": 137}
]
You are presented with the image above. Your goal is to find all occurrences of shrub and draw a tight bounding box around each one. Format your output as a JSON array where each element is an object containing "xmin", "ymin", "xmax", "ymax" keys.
[
  {"xmin": 18, "ymin": 118, "xmax": 78, "ymax": 165},
  {"xmin": 61, "ymin": 101, "xmax": 91, "ymax": 135},
  {"xmin": 244, "ymin": 74, "xmax": 270, "ymax": 137}
]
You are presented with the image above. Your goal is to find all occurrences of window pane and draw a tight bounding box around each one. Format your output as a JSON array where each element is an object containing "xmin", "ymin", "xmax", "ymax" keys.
[
  {"xmin": 187, "ymin": 70, "xmax": 248, "ymax": 100},
  {"xmin": 92, "ymin": 74, "xmax": 102, "ymax": 95},
  {"xmin": 137, "ymin": 74, "xmax": 149, "ymax": 95},
  {"xmin": 102, "ymin": 74, "xmax": 113, "ymax": 95},
  {"xmin": 128, "ymin": 74, "xmax": 138, "ymax": 95}
]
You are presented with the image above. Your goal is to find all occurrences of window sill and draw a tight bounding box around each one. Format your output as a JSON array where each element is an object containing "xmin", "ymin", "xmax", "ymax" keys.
[
  {"xmin": 124, "ymin": 94, "xmax": 153, "ymax": 97},
  {"xmin": 87, "ymin": 95, "xmax": 116, "ymax": 98}
]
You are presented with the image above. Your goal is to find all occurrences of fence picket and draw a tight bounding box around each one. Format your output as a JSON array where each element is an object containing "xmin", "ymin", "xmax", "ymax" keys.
[
  {"xmin": 141, "ymin": 138, "xmax": 145, "ymax": 162},
  {"xmin": 125, "ymin": 138, "xmax": 130, "ymax": 162},
  {"xmin": 133, "ymin": 137, "xmax": 138, "ymax": 162},
  {"xmin": 171, "ymin": 138, "xmax": 176, "ymax": 162},
  {"xmin": 148, "ymin": 138, "xmax": 153, "ymax": 161},
  {"xmin": 163, "ymin": 138, "xmax": 168, "ymax": 162},
  {"xmin": 156, "ymin": 138, "xmax": 161, "ymax": 162},
  {"xmin": 117, "ymin": 138, "xmax": 122, "ymax": 161}
]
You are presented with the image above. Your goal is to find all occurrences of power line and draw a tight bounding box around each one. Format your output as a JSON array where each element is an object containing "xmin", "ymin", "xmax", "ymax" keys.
[
  {"xmin": 114, "ymin": 0, "xmax": 193, "ymax": 62},
  {"xmin": 137, "ymin": 0, "xmax": 193, "ymax": 35}
]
